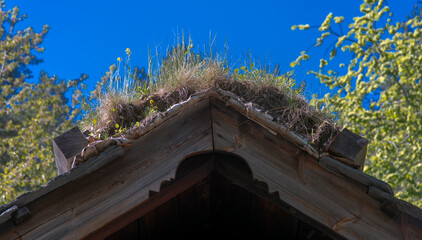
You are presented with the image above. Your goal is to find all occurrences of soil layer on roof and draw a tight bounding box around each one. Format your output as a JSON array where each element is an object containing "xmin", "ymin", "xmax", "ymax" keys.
[{"xmin": 88, "ymin": 77, "xmax": 339, "ymax": 152}]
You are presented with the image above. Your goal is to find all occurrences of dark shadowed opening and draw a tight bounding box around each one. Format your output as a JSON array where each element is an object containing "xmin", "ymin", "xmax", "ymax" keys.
[{"xmin": 95, "ymin": 152, "xmax": 342, "ymax": 240}]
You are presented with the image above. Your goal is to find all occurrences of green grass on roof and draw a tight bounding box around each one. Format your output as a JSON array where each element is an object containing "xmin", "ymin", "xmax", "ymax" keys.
[{"xmin": 79, "ymin": 37, "xmax": 339, "ymax": 151}]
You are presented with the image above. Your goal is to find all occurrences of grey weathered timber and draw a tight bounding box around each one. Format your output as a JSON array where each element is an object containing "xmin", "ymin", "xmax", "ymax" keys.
[
  {"xmin": 210, "ymin": 98, "xmax": 409, "ymax": 240},
  {"xmin": 0, "ymin": 98, "xmax": 213, "ymax": 240},
  {"xmin": 0, "ymin": 206, "xmax": 17, "ymax": 225},
  {"xmin": 53, "ymin": 126, "xmax": 88, "ymax": 174},
  {"xmin": 368, "ymin": 186, "xmax": 422, "ymax": 219},
  {"xmin": 328, "ymin": 128, "xmax": 369, "ymax": 170},
  {"xmin": 0, "ymin": 146, "xmax": 124, "ymax": 226},
  {"xmin": 11, "ymin": 207, "xmax": 31, "ymax": 225},
  {"xmin": 319, "ymin": 155, "xmax": 393, "ymax": 195},
  {"xmin": 1, "ymin": 90, "xmax": 420, "ymax": 240},
  {"xmin": 84, "ymin": 158, "xmax": 215, "ymax": 239}
]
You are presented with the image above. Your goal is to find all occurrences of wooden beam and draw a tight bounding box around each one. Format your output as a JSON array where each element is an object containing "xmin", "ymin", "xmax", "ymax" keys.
[
  {"xmin": 319, "ymin": 156, "xmax": 393, "ymax": 195},
  {"xmin": 11, "ymin": 207, "xmax": 31, "ymax": 225},
  {"xmin": 328, "ymin": 128, "xmax": 368, "ymax": 170},
  {"xmin": 52, "ymin": 126, "xmax": 88, "ymax": 175},
  {"xmin": 0, "ymin": 206, "xmax": 17, "ymax": 225}
]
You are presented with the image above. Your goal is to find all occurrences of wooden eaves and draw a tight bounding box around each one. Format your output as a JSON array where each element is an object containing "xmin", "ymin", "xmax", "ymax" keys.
[{"xmin": 0, "ymin": 88, "xmax": 421, "ymax": 239}]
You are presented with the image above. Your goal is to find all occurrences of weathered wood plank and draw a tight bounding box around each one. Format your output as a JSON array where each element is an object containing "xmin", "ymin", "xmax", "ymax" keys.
[
  {"xmin": 210, "ymin": 98, "xmax": 407, "ymax": 240},
  {"xmin": 368, "ymin": 186, "xmax": 422, "ymax": 240},
  {"xmin": 368, "ymin": 186, "xmax": 422, "ymax": 220},
  {"xmin": 319, "ymin": 155, "xmax": 393, "ymax": 195},
  {"xmin": 0, "ymin": 205, "xmax": 17, "ymax": 225},
  {"xmin": 1, "ymin": 98, "xmax": 213, "ymax": 240},
  {"xmin": 212, "ymin": 153, "xmax": 345, "ymax": 240},
  {"xmin": 328, "ymin": 128, "xmax": 369, "ymax": 170},
  {"xmin": 0, "ymin": 145, "xmax": 124, "ymax": 226},
  {"xmin": 85, "ymin": 158, "xmax": 213, "ymax": 239},
  {"xmin": 11, "ymin": 207, "xmax": 31, "ymax": 225},
  {"xmin": 53, "ymin": 126, "xmax": 88, "ymax": 174}
]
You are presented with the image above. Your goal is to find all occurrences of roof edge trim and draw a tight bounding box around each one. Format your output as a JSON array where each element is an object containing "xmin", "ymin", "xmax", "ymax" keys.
[{"xmin": 0, "ymin": 146, "xmax": 124, "ymax": 222}]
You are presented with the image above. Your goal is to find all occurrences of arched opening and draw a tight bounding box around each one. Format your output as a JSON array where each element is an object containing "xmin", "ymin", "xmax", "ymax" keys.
[{"xmin": 101, "ymin": 152, "xmax": 343, "ymax": 240}]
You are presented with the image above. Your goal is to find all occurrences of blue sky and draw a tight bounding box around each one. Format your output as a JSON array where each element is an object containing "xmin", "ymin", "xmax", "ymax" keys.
[{"xmin": 15, "ymin": 0, "xmax": 418, "ymax": 98}]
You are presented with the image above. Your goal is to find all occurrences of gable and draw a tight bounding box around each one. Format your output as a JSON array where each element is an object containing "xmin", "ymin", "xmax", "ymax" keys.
[
  {"xmin": 0, "ymin": 91, "xmax": 421, "ymax": 239},
  {"xmin": 90, "ymin": 152, "xmax": 344, "ymax": 240}
]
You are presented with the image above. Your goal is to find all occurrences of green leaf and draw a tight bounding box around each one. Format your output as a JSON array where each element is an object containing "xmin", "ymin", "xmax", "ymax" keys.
[{"xmin": 295, "ymin": 0, "xmax": 422, "ymax": 207}]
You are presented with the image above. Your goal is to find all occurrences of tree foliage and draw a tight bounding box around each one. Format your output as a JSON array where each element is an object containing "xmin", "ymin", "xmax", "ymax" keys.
[
  {"xmin": 292, "ymin": 0, "xmax": 421, "ymax": 207},
  {"xmin": 0, "ymin": 1, "xmax": 86, "ymax": 205}
]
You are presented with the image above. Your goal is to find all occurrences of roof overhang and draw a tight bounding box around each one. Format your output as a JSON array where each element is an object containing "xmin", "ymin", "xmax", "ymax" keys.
[{"xmin": 0, "ymin": 89, "xmax": 421, "ymax": 239}]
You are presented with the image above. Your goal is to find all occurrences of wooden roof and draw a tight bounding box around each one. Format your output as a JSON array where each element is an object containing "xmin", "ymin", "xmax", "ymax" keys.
[{"xmin": 0, "ymin": 89, "xmax": 421, "ymax": 239}]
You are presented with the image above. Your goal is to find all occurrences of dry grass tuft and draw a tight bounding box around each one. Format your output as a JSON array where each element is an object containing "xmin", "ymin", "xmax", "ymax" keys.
[{"xmin": 80, "ymin": 38, "xmax": 339, "ymax": 151}]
